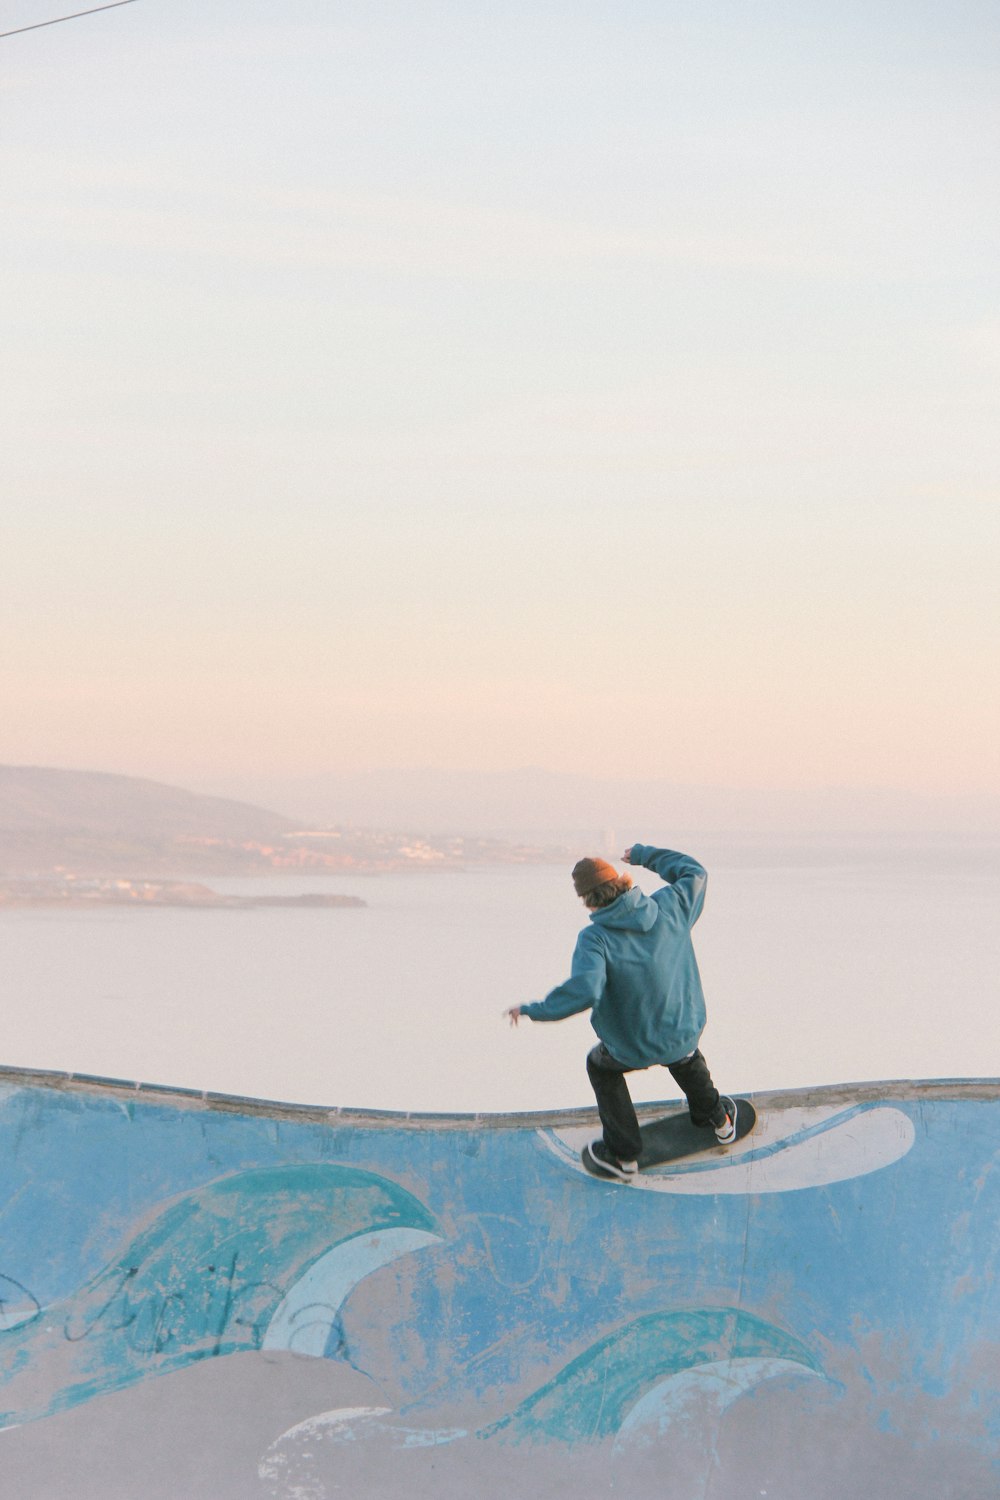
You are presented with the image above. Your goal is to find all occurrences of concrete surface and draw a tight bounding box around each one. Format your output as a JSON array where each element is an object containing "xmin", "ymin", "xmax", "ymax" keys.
[{"xmin": 0, "ymin": 1067, "xmax": 996, "ymax": 1498}]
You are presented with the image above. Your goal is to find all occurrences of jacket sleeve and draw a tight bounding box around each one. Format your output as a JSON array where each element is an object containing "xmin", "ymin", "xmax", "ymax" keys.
[
  {"xmin": 628, "ymin": 844, "xmax": 707, "ymax": 926},
  {"xmin": 521, "ymin": 929, "xmax": 607, "ymax": 1022}
]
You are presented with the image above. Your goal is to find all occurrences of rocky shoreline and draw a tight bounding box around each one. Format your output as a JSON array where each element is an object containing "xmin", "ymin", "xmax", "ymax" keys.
[{"xmin": 0, "ymin": 879, "xmax": 366, "ymax": 910}]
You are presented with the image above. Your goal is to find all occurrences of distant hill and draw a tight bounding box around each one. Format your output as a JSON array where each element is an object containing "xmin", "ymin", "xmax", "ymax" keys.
[{"xmin": 0, "ymin": 767, "xmax": 296, "ymax": 876}]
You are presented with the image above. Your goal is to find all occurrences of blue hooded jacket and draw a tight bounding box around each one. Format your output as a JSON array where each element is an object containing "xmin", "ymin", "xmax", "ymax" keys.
[{"xmin": 520, "ymin": 845, "xmax": 708, "ymax": 1068}]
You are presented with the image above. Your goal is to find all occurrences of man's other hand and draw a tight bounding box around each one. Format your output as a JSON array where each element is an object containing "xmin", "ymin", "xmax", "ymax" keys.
[{"xmin": 504, "ymin": 1006, "xmax": 523, "ymax": 1027}]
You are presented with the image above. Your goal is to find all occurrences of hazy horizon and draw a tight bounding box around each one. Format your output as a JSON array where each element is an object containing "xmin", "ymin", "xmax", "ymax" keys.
[
  {"xmin": 188, "ymin": 765, "xmax": 1000, "ymax": 839},
  {"xmin": 3, "ymin": 759, "xmax": 998, "ymax": 843}
]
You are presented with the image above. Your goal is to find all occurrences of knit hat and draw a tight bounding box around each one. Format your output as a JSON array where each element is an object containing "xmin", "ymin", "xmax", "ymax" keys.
[{"xmin": 572, "ymin": 857, "xmax": 619, "ymax": 897}]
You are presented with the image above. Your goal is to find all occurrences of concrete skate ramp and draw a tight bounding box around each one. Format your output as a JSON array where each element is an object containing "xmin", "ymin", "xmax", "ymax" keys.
[{"xmin": 0, "ymin": 1068, "xmax": 996, "ymax": 1499}]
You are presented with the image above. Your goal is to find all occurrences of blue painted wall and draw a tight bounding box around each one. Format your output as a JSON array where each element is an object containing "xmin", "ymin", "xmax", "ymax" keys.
[{"xmin": 0, "ymin": 1073, "xmax": 996, "ymax": 1499}]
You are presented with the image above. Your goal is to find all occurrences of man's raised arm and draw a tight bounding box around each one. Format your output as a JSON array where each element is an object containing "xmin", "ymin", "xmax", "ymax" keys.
[{"xmin": 623, "ymin": 843, "xmax": 707, "ymax": 925}]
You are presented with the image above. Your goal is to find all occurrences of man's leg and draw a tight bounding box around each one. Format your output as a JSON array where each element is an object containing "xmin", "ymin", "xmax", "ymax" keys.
[
  {"xmin": 586, "ymin": 1043, "xmax": 643, "ymax": 1161},
  {"xmin": 667, "ymin": 1049, "xmax": 728, "ymax": 1129}
]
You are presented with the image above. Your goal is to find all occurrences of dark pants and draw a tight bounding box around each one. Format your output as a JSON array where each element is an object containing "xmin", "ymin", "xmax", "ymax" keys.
[{"xmin": 586, "ymin": 1043, "xmax": 726, "ymax": 1161}]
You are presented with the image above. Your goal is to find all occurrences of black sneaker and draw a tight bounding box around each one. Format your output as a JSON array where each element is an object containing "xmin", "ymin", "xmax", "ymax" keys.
[
  {"xmin": 585, "ymin": 1139, "xmax": 639, "ymax": 1181},
  {"xmin": 714, "ymin": 1098, "xmax": 737, "ymax": 1145}
]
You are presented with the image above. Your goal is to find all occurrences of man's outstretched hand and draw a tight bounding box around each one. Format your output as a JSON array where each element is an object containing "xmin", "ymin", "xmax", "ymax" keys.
[
  {"xmin": 621, "ymin": 846, "xmax": 635, "ymax": 864},
  {"xmin": 503, "ymin": 1006, "xmax": 523, "ymax": 1027}
]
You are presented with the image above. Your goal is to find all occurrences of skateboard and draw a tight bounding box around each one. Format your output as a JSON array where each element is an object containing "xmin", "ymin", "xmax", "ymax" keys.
[{"xmin": 581, "ymin": 1097, "xmax": 757, "ymax": 1180}]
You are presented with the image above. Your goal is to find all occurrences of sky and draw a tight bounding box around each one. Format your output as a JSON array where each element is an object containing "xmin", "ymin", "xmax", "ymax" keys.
[{"xmin": 3, "ymin": 0, "xmax": 998, "ymax": 825}]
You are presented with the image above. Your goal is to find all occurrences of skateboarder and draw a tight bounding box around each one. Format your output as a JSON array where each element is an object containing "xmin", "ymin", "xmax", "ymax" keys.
[{"xmin": 504, "ymin": 844, "xmax": 734, "ymax": 1180}]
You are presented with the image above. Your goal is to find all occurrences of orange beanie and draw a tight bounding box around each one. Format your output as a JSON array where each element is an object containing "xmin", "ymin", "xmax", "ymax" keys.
[{"xmin": 572, "ymin": 857, "xmax": 619, "ymax": 897}]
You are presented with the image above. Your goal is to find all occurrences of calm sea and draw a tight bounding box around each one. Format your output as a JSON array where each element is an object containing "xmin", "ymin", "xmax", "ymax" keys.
[{"xmin": 2, "ymin": 839, "xmax": 997, "ymax": 1113}]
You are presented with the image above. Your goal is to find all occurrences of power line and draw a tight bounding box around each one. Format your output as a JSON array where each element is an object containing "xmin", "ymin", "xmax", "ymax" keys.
[{"xmin": 0, "ymin": 0, "xmax": 141, "ymax": 41}]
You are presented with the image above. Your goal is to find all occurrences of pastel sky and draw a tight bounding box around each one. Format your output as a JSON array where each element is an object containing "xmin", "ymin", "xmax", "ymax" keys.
[{"xmin": 3, "ymin": 1, "xmax": 998, "ymax": 808}]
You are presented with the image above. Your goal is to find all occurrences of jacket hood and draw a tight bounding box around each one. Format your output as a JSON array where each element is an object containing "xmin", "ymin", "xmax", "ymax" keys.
[{"xmin": 589, "ymin": 886, "xmax": 658, "ymax": 933}]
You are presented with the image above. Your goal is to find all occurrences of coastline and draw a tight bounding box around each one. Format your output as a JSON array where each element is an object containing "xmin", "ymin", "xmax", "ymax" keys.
[{"xmin": 0, "ymin": 879, "xmax": 366, "ymax": 911}]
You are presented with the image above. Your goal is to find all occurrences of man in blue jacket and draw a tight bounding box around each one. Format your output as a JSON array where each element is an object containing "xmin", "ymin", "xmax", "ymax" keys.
[{"xmin": 505, "ymin": 844, "xmax": 734, "ymax": 1180}]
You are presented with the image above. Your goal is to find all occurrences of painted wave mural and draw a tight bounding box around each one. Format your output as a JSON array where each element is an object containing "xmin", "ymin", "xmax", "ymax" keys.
[
  {"xmin": 479, "ymin": 1307, "xmax": 826, "ymax": 1444},
  {"xmin": 0, "ymin": 1162, "xmax": 439, "ymax": 1427},
  {"xmin": 0, "ymin": 1073, "xmax": 996, "ymax": 1499}
]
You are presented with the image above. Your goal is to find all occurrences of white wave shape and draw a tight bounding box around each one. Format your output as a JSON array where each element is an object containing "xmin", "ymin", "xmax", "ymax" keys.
[
  {"xmin": 271, "ymin": 1404, "xmax": 393, "ymax": 1445},
  {"xmin": 615, "ymin": 1356, "xmax": 824, "ymax": 1451},
  {"xmin": 259, "ymin": 1407, "xmax": 469, "ymax": 1479},
  {"xmin": 263, "ymin": 1227, "xmax": 441, "ymax": 1356},
  {"xmin": 540, "ymin": 1103, "xmax": 916, "ymax": 1194}
]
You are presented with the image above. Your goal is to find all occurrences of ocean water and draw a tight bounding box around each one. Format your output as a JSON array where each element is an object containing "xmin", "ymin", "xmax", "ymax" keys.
[{"xmin": 2, "ymin": 840, "xmax": 998, "ymax": 1113}]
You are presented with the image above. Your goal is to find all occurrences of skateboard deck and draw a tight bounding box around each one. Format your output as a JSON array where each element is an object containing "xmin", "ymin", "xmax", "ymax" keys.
[{"xmin": 581, "ymin": 1097, "xmax": 757, "ymax": 1180}]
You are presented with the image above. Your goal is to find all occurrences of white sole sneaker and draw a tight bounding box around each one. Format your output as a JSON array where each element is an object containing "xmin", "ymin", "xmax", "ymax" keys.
[
  {"xmin": 585, "ymin": 1140, "xmax": 639, "ymax": 1181},
  {"xmin": 714, "ymin": 1098, "xmax": 738, "ymax": 1144}
]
